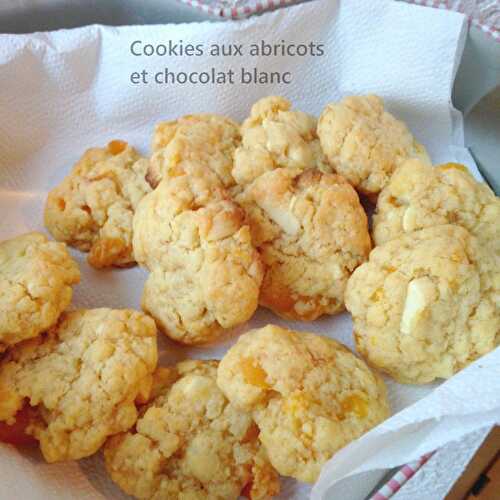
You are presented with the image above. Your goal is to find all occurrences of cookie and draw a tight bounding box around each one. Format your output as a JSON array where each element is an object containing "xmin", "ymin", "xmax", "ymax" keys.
[
  {"xmin": 232, "ymin": 96, "xmax": 329, "ymax": 188},
  {"xmin": 104, "ymin": 360, "xmax": 280, "ymax": 500},
  {"xmin": 147, "ymin": 113, "xmax": 241, "ymax": 189},
  {"xmin": 230, "ymin": 97, "xmax": 369, "ymax": 320},
  {"xmin": 373, "ymin": 160, "xmax": 500, "ymax": 255},
  {"xmin": 44, "ymin": 140, "xmax": 151, "ymax": 268},
  {"xmin": 345, "ymin": 225, "xmax": 499, "ymax": 384},
  {"xmin": 317, "ymin": 95, "xmax": 430, "ymax": 197},
  {"xmin": 0, "ymin": 308, "xmax": 158, "ymax": 462},
  {"xmin": 133, "ymin": 161, "xmax": 263, "ymax": 345},
  {"xmin": 217, "ymin": 325, "xmax": 389, "ymax": 483},
  {"xmin": 0, "ymin": 232, "xmax": 80, "ymax": 352},
  {"xmin": 237, "ymin": 168, "xmax": 371, "ymax": 320}
]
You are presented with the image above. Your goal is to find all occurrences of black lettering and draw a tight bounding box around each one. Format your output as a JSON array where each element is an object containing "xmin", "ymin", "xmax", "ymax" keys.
[
  {"xmin": 221, "ymin": 45, "xmax": 232, "ymax": 56},
  {"xmin": 261, "ymin": 41, "xmax": 272, "ymax": 56},
  {"xmin": 156, "ymin": 44, "xmax": 167, "ymax": 56},
  {"xmin": 130, "ymin": 40, "xmax": 142, "ymax": 56},
  {"xmin": 142, "ymin": 44, "xmax": 153, "ymax": 56},
  {"xmin": 169, "ymin": 40, "xmax": 179, "ymax": 56},
  {"xmin": 163, "ymin": 68, "xmax": 175, "ymax": 84},
  {"xmin": 315, "ymin": 43, "xmax": 325, "ymax": 56},
  {"xmin": 130, "ymin": 71, "xmax": 141, "ymax": 84},
  {"xmin": 241, "ymin": 67, "xmax": 252, "ymax": 84},
  {"xmin": 296, "ymin": 44, "xmax": 308, "ymax": 56}
]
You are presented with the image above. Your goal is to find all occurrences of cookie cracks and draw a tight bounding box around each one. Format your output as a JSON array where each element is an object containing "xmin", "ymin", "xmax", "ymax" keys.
[
  {"xmin": 44, "ymin": 140, "xmax": 151, "ymax": 269},
  {"xmin": 133, "ymin": 162, "xmax": 263, "ymax": 345}
]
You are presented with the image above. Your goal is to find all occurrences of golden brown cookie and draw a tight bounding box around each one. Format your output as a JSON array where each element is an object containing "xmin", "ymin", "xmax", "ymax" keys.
[
  {"xmin": 104, "ymin": 360, "xmax": 280, "ymax": 500},
  {"xmin": 373, "ymin": 160, "xmax": 500, "ymax": 256},
  {"xmin": 133, "ymin": 161, "xmax": 263, "ymax": 345},
  {"xmin": 217, "ymin": 325, "xmax": 390, "ymax": 483},
  {"xmin": 317, "ymin": 95, "xmax": 430, "ymax": 197},
  {"xmin": 345, "ymin": 225, "xmax": 499, "ymax": 384},
  {"xmin": 232, "ymin": 96, "xmax": 329, "ymax": 188},
  {"xmin": 147, "ymin": 113, "xmax": 241, "ymax": 189},
  {"xmin": 230, "ymin": 97, "xmax": 369, "ymax": 320},
  {"xmin": 44, "ymin": 140, "xmax": 151, "ymax": 268},
  {"xmin": 0, "ymin": 308, "xmax": 158, "ymax": 462},
  {"xmin": 237, "ymin": 167, "xmax": 371, "ymax": 320},
  {"xmin": 0, "ymin": 232, "xmax": 80, "ymax": 352}
]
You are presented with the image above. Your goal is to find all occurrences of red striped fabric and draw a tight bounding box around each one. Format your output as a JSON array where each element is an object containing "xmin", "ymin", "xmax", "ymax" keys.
[
  {"xmin": 370, "ymin": 452, "xmax": 435, "ymax": 499},
  {"xmin": 175, "ymin": 0, "xmax": 499, "ymax": 41}
]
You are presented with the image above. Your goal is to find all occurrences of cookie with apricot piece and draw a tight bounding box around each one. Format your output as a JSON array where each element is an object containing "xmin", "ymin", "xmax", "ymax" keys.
[
  {"xmin": 0, "ymin": 232, "xmax": 80, "ymax": 352},
  {"xmin": 373, "ymin": 159, "xmax": 500, "ymax": 257},
  {"xmin": 317, "ymin": 95, "xmax": 430, "ymax": 197},
  {"xmin": 133, "ymin": 161, "xmax": 263, "ymax": 345},
  {"xmin": 238, "ymin": 168, "xmax": 371, "ymax": 320},
  {"xmin": 217, "ymin": 325, "xmax": 390, "ymax": 483},
  {"xmin": 345, "ymin": 225, "xmax": 499, "ymax": 384},
  {"xmin": 148, "ymin": 113, "xmax": 241, "ymax": 189},
  {"xmin": 104, "ymin": 360, "xmax": 280, "ymax": 500},
  {"xmin": 44, "ymin": 140, "xmax": 151, "ymax": 268},
  {"xmin": 0, "ymin": 308, "xmax": 158, "ymax": 462}
]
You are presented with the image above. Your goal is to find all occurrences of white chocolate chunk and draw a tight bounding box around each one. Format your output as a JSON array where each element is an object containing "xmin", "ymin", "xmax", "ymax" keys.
[
  {"xmin": 255, "ymin": 196, "xmax": 300, "ymax": 235},
  {"xmin": 400, "ymin": 277, "xmax": 436, "ymax": 334},
  {"xmin": 402, "ymin": 205, "xmax": 418, "ymax": 232}
]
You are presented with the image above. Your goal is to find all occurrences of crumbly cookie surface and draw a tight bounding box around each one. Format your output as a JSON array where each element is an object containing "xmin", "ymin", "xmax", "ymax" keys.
[
  {"xmin": 237, "ymin": 168, "xmax": 371, "ymax": 320},
  {"xmin": 0, "ymin": 232, "xmax": 80, "ymax": 352},
  {"xmin": 133, "ymin": 161, "xmax": 263, "ymax": 345},
  {"xmin": 104, "ymin": 360, "xmax": 280, "ymax": 500},
  {"xmin": 217, "ymin": 325, "xmax": 390, "ymax": 483},
  {"xmin": 44, "ymin": 140, "xmax": 151, "ymax": 268},
  {"xmin": 0, "ymin": 308, "xmax": 158, "ymax": 462},
  {"xmin": 232, "ymin": 96, "xmax": 329, "ymax": 188},
  {"xmin": 317, "ymin": 95, "xmax": 430, "ymax": 197},
  {"xmin": 230, "ymin": 97, "xmax": 369, "ymax": 320},
  {"xmin": 345, "ymin": 225, "xmax": 499, "ymax": 384},
  {"xmin": 147, "ymin": 113, "xmax": 241, "ymax": 189},
  {"xmin": 373, "ymin": 161, "xmax": 500, "ymax": 255}
]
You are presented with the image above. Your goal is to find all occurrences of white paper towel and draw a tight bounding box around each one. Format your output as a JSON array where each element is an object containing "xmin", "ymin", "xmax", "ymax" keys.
[
  {"xmin": 393, "ymin": 426, "xmax": 491, "ymax": 500},
  {"xmin": 0, "ymin": 0, "xmax": 498, "ymax": 499}
]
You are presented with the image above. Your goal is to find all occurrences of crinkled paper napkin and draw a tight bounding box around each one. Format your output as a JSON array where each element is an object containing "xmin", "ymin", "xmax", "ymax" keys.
[{"xmin": 0, "ymin": 0, "xmax": 498, "ymax": 498}]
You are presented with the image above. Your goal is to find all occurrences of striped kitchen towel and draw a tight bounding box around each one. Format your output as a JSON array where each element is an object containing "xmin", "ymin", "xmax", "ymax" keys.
[{"xmin": 177, "ymin": 0, "xmax": 499, "ymax": 40}]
